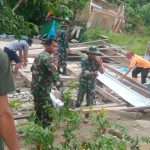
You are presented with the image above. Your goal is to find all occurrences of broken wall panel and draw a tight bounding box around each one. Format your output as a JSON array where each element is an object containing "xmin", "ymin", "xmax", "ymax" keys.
[{"xmin": 76, "ymin": 0, "xmax": 125, "ymax": 32}]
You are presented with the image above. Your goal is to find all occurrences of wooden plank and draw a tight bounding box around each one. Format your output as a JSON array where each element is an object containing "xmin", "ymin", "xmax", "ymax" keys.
[
  {"xmin": 69, "ymin": 39, "xmax": 104, "ymax": 47},
  {"xmin": 77, "ymin": 103, "xmax": 126, "ymax": 110},
  {"xmin": 93, "ymin": 8, "xmax": 123, "ymax": 19},
  {"xmin": 87, "ymin": 11, "xmax": 96, "ymax": 28},
  {"xmin": 100, "ymin": 40, "xmax": 127, "ymax": 55},
  {"xmin": 68, "ymin": 45, "xmax": 127, "ymax": 65},
  {"xmin": 114, "ymin": 4, "xmax": 125, "ymax": 32},
  {"xmin": 95, "ymin": 85, "xmax": 124, "ymax": 105},
  {"xmin": 68, "ymin": 49, "xmax": 125, "ymax": 58},
  {"xmin": 19, "ymin": 69, "xmax": 31, "ymax": 87},
  {"xmin": 102, "ymin": 47, "xmax": 128, "ymax": 64},
  {"xmin": 73, "ymin": 107, "xmax": 143, "ymax": 119},
  {"xmin": 121, "ymin": 105, "xmax": 150, "ymax": 112},
  {"xmin": 13, "ymin": 113, "xmax": 30, "ymax": 120},
  {"xmin": 72, "ymin": 106, "xmax": 128, "ymax": 113}
]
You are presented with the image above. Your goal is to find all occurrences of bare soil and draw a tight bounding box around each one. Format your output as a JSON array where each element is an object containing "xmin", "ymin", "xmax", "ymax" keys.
[{"xmin": 16, "ymin": 110, "xmax": 150, "ymax": 150}]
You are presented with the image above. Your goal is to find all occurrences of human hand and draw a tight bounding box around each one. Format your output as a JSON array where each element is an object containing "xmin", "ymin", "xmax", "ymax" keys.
[
  {"xmin": 88, "ymin": 71, "xmax": 98, "ymax": 77},
  {"xmin": 96, "ymin": 56, "xmax": 103, "ymax": 65}
]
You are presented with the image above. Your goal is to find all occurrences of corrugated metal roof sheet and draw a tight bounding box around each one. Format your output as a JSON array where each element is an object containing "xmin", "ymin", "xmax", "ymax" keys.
[{"xmin": 97, "ymin": 72, "xmax": 150, "ymax": 107}]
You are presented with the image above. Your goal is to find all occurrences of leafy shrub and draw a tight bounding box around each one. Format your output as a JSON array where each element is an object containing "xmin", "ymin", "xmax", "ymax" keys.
[
  {"xmin": 17, "ymin": 82, "xmax": 150, "ymax": 150},
  {"xmin": 80, "ymin": 28, "xmax": 149, "ymax": 54},
  {"xmin": 142, "ymin": 3, "xmax": 150, "ymax": 25},
  {"xmin": 9, "ymin": 99, "xmax": 22, "ymax": 109}
]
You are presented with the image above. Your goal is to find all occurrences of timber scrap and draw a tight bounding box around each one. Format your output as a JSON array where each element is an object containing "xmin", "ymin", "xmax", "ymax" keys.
[
  {"xmin": 15, "ymin": 40, "xmax": 150, "ymax": 119},
  {"xmin": 67, "ymin": 40, "xmax": 150, "ymax": 109}
]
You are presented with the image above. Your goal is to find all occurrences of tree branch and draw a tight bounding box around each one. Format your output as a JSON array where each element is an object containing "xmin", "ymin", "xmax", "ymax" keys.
[{"xmin": 12, "ymin": 0, "xmax": 27, "ymax": 12}]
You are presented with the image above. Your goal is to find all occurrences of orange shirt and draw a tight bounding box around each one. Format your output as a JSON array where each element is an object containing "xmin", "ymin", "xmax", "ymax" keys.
[{"xmin": 130, "ymin": 54, "xmax": 150, "ymax": 68}]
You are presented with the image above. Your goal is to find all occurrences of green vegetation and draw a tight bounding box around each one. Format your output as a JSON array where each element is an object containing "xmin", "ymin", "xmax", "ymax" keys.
[
  {"xmin": 17, "ymin": 82, "xmax": 150, "ymax": 150},
  {"xmin": 0, "ymin": 0, "xmax": 38, "ymax": 38},
  {"xmin": 9, "ymin": 99, "xmax": 22, "ymax": 109},
  {"xmin": 107, "ymin": 0, "xmax": 150, "ymax": 33},
  {"xmin": 0, "ymin": 0, "xmax": 88, "ymax": 36},
  {"xmin": 80, "ymin": 28, "xmax": 150, "ymax": 55},
  {"xmin": 78, "ymin": 0, "xmax": 150, "ymax": 55},
  {"xmin": 17, "ymin": 107, "xmax": 150, "ymax": 150},
  {"xmin": 6, "ymin": 0, "xmax": 88, "ymax": 26}
]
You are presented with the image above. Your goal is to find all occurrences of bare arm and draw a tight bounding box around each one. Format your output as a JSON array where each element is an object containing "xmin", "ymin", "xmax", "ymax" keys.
[
  {"xmin": 23, "ymin": 50, "xmax": 28, "ymax": 66},
  {"xmin": 19, "ymin": 50, "xmax": 23, "ymax": 62},
  {"xmin": 14, "ymin": 63, "xmax": 22, "ymax": 78},
  {"xmin": 98, "ymin": 63, "xmax": 104, "ymax": 74},
  {"xmin": 0, "ymin": 95, "xmax": 19, "ymax": 150},
  {"xmin": 120, "ymin": 67, "xmax": 132, "ymax": 81},
  {"xmin": 96, "ymin": 56, "xmax": 104, "ymax": 74}
]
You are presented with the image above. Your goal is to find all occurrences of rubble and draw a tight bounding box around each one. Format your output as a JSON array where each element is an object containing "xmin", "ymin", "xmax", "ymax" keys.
[{"xmin": 8, "ymin": 87, "xmax": 33, "ymax": 102}]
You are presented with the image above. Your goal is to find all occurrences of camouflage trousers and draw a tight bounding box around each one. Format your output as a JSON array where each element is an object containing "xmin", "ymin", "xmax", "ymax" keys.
[
  {"xmin": 76, "ymin": 78, "xmax": 96, "ymax": 107},
  {"xmin": 0, "ymin": 137, "xmax": 4, "ymax": 150},
  {"xmin": 58, "ymin": 51, "xmax": 67, "ymax": 74},
  {"xmin": 32, "ymin": 89, "xmax": 54, "ymax": 128},
  {"xmin": 58, "ymin": 60, "xmax": 67, "ymax": 74}
]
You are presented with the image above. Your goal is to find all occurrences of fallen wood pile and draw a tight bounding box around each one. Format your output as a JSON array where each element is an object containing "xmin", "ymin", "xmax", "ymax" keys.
[
  {"xmin": 68, "ymin": 40, "xmax": 150, "ymax": 109},
  {"xmin": 15, "ymin": 40, "xmax": 150, "ymax": 118},
  {"xmin": 6, "ymin": 39, "xmax": 150, "ymax": 119}
]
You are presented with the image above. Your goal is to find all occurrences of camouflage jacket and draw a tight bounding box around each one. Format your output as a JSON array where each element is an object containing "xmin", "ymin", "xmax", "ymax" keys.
[
  {"xmin": 31, "ymin": 51, "xmax": 62, "ymax": 92},
  {"xmin": 57, "ymin": 29, "xmax": 69, "ymax": 51},
  {"xmin": 80, "ymin": 57, "xmax": 100, "ymax": 80}
]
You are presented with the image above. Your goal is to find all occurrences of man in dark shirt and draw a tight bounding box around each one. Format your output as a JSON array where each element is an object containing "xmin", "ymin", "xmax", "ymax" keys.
[
  {"xmin": 4, "ymin": 38, "xmax": 33, "ymax": 78},
  {"xmin": 0, "ymin": 50, "xmax": 19, "ymax": 150}
]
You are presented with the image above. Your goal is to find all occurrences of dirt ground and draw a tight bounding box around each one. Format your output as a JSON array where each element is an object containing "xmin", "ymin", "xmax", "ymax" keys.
[{"xmin": 15, "ymin": 110, "xmax": 150, "ymax": 150}]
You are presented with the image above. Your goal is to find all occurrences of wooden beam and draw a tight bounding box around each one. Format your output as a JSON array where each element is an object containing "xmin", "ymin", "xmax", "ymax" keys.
[
  {"xmin": 13, "ymin": 113, "xmax": 30, "ymax": 120},
  {"xmin": 95, "ymin": 86, "xmax": 124, "ymax": 104},
  {"xmin": 19, "ymin": 70, "xmax": 31, "ymax": 87},
  {"xmin": 121, "ymin": 105, "xmax": 150, "ymax": 112},
  {"xmin": 69, "ymin": 39, "xmax": 105, "ymax": 47},
  {"xmin": 72, "ymin": 107, "xmax": 143, "ymax": 119},
  {"xmin": 72, "ymin": 106, "xmax": 128, "ymax": 113},
  {"xmin": 92, "ymin": 7, "xmax": 124, "ymax": 19},
  {"xmin": 68, "ymin": 49, "xmax": 125, "ymax": 58},
  {"xmin": 75, "ymin": 103, "xmax": 126, "ymax": 111}
]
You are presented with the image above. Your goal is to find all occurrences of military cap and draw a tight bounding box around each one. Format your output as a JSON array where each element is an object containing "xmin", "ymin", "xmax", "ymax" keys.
[{"xmin": 81, "ymin": 45, "xmax": 101, "ymax": 55}]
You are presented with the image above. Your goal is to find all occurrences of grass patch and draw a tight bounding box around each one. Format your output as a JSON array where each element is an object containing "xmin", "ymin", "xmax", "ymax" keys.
[{"xmin": 80, "ymin": 28, "xmax": 150, "ymax": 55}]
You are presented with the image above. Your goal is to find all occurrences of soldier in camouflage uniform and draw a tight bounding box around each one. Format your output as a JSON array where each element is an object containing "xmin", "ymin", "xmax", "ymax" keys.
[
  {"xmin": 76, "ymin": 46, "xmax": 104, "ymax": 121},
  {"xmin": 57, "ymin": 27, "xmax": 69, "ymax": 75},
  {"xmin": 31, "ymin": 38, "xmax": 63, "ymax": 128}
]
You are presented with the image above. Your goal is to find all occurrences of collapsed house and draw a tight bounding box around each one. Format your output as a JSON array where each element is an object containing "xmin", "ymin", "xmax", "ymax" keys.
[
  {"xmin": 2, "ymin": 39, "xmax": 148, "ymax": 118},
  {"xmin": 0, "ymin": 37, "xmax": 150, "ymax": 121},
  {"xmin": 75, "ymin": 0, "xmax": 125, "ymax": 32}
]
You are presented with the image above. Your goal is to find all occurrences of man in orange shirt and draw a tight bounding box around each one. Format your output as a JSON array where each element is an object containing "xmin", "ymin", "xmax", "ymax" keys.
[{"xmin": 120, "ymin": 51, "xmax": 150, "ymax": 84}]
